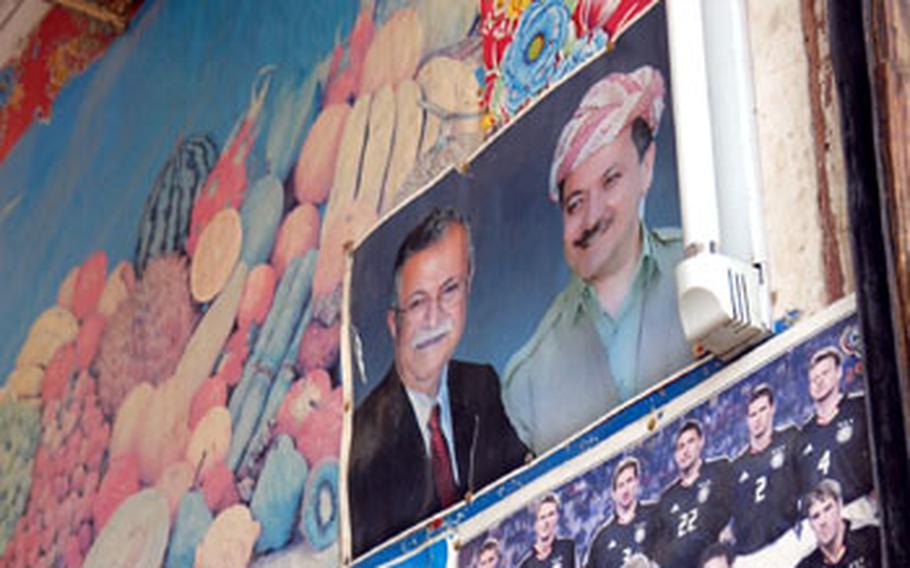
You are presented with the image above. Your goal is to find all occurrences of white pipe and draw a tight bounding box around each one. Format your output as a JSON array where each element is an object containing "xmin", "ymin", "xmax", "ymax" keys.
[
  {"xmin": 665, "ymin": 0, "xmax": 721, "ymax": 254},
  {"xmin": 702, "ymin": 0, "xmax": 772, "ymax": 325},
  {"xmin": 702, "ymin": 0, "xmax": 769, "ymax": 268}
]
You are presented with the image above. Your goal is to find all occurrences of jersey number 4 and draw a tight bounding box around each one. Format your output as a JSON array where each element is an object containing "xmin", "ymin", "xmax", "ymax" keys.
[
  {"xmin": 677, "ymin": 508, "xmax": 699, "ymax": 538},
  {"xmin": 817, "ymin": 450, "xmax": 832, "ymax": 477}
]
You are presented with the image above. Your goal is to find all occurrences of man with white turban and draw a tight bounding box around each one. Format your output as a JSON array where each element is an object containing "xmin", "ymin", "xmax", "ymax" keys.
[{"xmin": 503, "ymin": 65, "xmax": 692, "ymax": 454}]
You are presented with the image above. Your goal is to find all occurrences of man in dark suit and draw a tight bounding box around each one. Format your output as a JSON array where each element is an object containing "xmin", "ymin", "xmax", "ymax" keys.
[{"xmin": 349, "ymin": 207, "xmax": 528, "ymax": 557}]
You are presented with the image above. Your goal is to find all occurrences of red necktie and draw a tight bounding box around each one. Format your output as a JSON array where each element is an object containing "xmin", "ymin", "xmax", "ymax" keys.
[{"xmin": 428, "ymin": 404, "xmax": 457, "ymax": 507}]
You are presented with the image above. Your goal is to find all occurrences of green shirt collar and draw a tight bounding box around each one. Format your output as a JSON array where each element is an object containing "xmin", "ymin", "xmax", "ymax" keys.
[{"xmin": 568, "ymin": 224, "xmax": 663, "ymax": 324}]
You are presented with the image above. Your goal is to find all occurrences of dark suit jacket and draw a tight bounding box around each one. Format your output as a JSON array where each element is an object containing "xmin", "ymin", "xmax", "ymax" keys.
[{"xmin": 349, "ymin": 360, "xmax": 528, "ymax": 556}]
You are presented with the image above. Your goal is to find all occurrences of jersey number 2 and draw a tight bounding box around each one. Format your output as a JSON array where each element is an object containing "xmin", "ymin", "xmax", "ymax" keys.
[
  {"xmin": 754, "ymin": 476, "xmax": 767, "ymax": 503},
  {"xmin": 677, "ymin": 509, "xmax": 699, "ymax": 538}
]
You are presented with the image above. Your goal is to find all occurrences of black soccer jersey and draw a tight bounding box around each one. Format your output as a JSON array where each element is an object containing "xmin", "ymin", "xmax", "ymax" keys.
[
  {"xmin": 796, "ymin": 521, "xmax": 881, "ymax": 567},
  {"xmin": 651, "ymin": 459, "xmax": 733, "ymax": 568},
  {"xmin": 520, "ymin": 538, "xmax": 577, "ymax": 568},
  {"xmin": 797, "ymin": 394, "xmax": 873, "ymax": 504},
  {"xmin": 730, "ymin": 426, "xmax": 801, "ymax": 554},
  {"xmin": 585, "ymin": 502, "xmax": 657, "ymax": 568}
]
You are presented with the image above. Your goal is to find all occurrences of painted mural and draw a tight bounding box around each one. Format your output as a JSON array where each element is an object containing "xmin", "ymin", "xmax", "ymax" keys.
[
  {"xmin": 0, "ymin": 1, "xmax": 143, "ymax": 163},
  {"xmin": 0, "ymin": 0, "xmax": 660, "ymax": 566}
]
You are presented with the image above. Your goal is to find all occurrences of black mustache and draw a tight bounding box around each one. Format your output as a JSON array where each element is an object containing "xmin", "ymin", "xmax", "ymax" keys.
[{"xmin": 573, "ymin": 218, "xmax": 609, "ymax": 249}]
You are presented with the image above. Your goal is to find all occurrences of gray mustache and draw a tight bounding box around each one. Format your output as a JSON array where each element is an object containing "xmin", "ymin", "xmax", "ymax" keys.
[{"xmin": 410, "ymin": 318, "xmax": 454, "ymax": 350}]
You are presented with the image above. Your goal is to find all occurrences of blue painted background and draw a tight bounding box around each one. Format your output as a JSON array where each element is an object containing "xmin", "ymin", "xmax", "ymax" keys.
[{"xmin": 0, "ymin": 0, "xmax": 359, "ymax": 382}]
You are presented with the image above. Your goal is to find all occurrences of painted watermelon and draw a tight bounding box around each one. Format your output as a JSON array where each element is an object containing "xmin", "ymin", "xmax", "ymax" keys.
[{"xmin": 134, "ymin": 135, "xmax": 218, "ymax": 276}]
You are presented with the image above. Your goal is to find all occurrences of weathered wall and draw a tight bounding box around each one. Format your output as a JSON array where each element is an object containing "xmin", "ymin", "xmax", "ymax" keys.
[{"xmin": 748, "ymin": 0, "xmax": 853, "ymax": 318}]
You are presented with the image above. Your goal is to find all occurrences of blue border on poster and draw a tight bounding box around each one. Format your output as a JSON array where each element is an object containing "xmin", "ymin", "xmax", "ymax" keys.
[
  {"xmin": 354, "ymin": 355, "xmax": 724, "ymax": 566},
  {"xmin": 353, "ymin": 311, "xmax": 803, "ymax": 566}
]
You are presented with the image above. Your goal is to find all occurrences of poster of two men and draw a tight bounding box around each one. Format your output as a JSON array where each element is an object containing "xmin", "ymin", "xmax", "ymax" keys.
[{"xmin": 341, "ymin": 4, "xmax": 696, "ymax": 560}]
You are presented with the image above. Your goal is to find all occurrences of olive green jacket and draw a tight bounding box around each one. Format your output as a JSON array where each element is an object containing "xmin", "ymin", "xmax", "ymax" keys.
[{"xmin": 503, "ymin": 227, "xmax": 693, "ymax": 454}]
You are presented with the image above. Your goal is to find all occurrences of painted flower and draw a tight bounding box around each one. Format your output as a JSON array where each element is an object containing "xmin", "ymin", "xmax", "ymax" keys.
[
  {"xmin": 500, "ymin": 0, "xmax": 571, "ymax": 114},
  {"xmin": 555, "ymin": 27, "xmax": 608, "ymax": 82},
  {"xmin": 572, "ymin": 0, "xmax": 620, "ymax": 38},
  {"xmin": 480, "ymin": 0, "xmax": 519, "ymax": 70},
  {"xmin": 840, "ymin": 324, "xmax": 862, "ymax": 357},
  {"xmin": 605, "ymin": 0, "xmax": 658, "ymax": 37},
  {"xmin": 508, "ymin": 0, "xmax": 535, "ymax": 18}
]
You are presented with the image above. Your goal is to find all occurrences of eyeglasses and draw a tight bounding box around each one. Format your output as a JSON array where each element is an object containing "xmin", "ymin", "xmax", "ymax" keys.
[{"xmin": 396, "ymin": 276, "xmax": 468, "ymax": 322}]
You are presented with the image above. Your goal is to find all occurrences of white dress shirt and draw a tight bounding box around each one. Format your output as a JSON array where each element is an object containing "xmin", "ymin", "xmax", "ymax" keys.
[{"xmin": 404, "ymin": 365, "xmax": 460, "ymax": 484}]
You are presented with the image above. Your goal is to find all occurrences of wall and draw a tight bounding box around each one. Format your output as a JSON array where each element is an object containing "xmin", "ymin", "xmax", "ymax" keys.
[{"xmin": 748, "ymin": 0, "xmax": 853, "ymax": 316}]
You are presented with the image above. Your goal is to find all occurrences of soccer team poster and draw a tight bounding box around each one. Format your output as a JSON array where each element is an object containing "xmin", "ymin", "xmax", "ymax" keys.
[
  {"xmin": 453, "ymin": 299, "xmax": 878, "ymax": 568},
  {"xmin": 359, "ymin": 299, "xmax": 880, "ymax": 568}
]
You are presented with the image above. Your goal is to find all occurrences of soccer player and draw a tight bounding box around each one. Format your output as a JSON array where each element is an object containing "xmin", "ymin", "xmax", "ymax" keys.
[
  {"xmin": 651, "ymin": 420, "xmax": 733, "ymax": 568},
  {"xmin": 796, "ymin": 479, "xmax": 881, "ymax": 567},
  {"xmin": 476, "ymin": 537, "xmax": 502, "ymax": 568},
  {"xmin": 586, "ymin": 457, "xmax": 657, "ymax": 567},
  {"xmin": 729, "ymin": 384, "xmax": 801, "ymax": 555},
  {"xmin": 520, "ymin": 493, "xmax": 577, "ymax": 568},
  {"xmin": 796, "ymin": 348, "xmax": 874, "ymax": 512}
]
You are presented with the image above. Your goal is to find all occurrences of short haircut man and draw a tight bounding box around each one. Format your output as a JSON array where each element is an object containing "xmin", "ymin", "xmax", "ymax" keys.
[
  {"xmin": 796, "ymin": 479, "xmax": 881, "ymax": 567},
  {"xmin": 613, "ymin": 456, "xmax": 640, "ymax": 489},
  {"xmin": 391, "ymin": 208, "xmax": 476, "ymax": 307},
  {"xmin": 807, "ymin": 348, "xmax": 844, "ymax": 411},
  {"xmin": 651, "ymin": 419, "xmax": 733, "ymax": 568},
  {"xmin": 729, "ymin": 383, "xmax": 801, "ymax": 555},
  {"xmin": 476, "ymin": 537, "xmax": 502, "ymax": 568},
  {"xmin": 811, "ymin": 346, "xmax": 842, "ymax": 370},
  {"xmin": 349, "ymin": 208, "xmax": 527, "ymax": 556},
  {"xmin": 520, "ymin": 493, "xmax": 577, "ymax": 568},
  {"xmin": 677, "ymin": 419, "xmax": 703, "ymax": 444},
  {"xmin": 796, "ymin": 346, "xmax": 873, "ymax": 507},
  {"xmin": 804, "ymin": 478, "xmax": 843, "ymax": 515},
  {"xmin": 504, "ymin": 65, "xmax": 693, "ymax": 454},
  {"xmin": 749, "ymin": 382, "xmax": 775, "ymax": 407},
  {"xmin": 586, "ymin": 456, "xmax": 658, "ymax": 568}
]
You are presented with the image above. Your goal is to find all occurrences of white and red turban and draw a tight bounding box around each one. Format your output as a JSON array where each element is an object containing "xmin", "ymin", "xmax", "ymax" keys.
[{"xmin": 549, "ymin": 65, "xmax": 666, "ymax": 201}]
